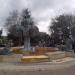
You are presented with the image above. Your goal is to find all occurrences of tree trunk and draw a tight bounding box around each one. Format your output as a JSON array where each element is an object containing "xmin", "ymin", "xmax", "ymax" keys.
[{"xmin": 24, "ymin": 36, "xmax": 31, "ymax": 51}]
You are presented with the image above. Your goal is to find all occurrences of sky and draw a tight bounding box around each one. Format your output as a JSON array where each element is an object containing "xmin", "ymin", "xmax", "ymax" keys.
[{"xmin": 0, "ymin": 0, "xmax": 75, "ymax": 35}]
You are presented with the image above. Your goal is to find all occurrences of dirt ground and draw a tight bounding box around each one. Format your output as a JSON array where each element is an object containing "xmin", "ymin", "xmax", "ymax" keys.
[{"xmin": 0, "ymin": 59, "xmax": 75, "ymax": 75}]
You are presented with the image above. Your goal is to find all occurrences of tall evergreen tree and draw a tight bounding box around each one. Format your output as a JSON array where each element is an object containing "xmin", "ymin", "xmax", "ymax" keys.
[{"xmin": 21, "ymin": 9, "xmax": 35, "ymax": 50}]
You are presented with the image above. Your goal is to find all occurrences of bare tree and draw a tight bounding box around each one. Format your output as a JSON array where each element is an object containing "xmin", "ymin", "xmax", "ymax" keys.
[{"xmin": 5, "ymin": 9, "xmax": 37, "ymax": 51}]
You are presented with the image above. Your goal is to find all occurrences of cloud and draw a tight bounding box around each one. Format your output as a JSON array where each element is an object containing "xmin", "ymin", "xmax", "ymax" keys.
[
  {"xmin": 37, "ymin": 20, "xmax": 51, "ymax": 34},
  {"xmin": 0, "ymin": 0, "xmax": 75, "ymax": 35}
]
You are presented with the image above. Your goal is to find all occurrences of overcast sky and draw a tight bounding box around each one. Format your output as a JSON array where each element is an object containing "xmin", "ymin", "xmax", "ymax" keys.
[{"xmin": 0, "ymin": 0, "xmax": 75, "ymax": 35}]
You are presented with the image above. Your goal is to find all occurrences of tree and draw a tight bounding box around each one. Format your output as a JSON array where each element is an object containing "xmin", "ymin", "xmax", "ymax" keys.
[
  {"xmin": 38, "ymin": 32, "xmax": 50, "ymax": 47},
  {"xmin": 29, "ymin": 26, "xmax": 39, "ymax": 46},
  {"xmin": 71, "ymin": 25, "xmax": 75, "ymax": 38},
  {"xmin": 5, "ymin": 10, "xmax": 23, "ymax": 46},
  {"xmin": 49, "ymin": 14, "xmax": 75, "ymax": 45},
  {"xmin": 6, "ymin": 10, "xmax": 19, "ymax": 30},
  {"xmin": 7, "ymin": 25, "xmax": 23, "ymax": 46},
  {"xmin": 5, "ymin": 8, "xmax": 39, "ymax": 50},
  {"xmin": 0, "ymin": 29, "xmax": 2, "ymax": 37},
  {"xmin": 30, "ymin": 32, "xmax": 50, "ymax": 47},
  {"xmin": 20, "ymin": 9, "xmax": 35, "ymax": 50}
]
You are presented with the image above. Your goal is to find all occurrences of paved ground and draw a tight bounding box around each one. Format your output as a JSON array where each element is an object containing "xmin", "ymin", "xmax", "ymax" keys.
[{"xmin": 0, "ymin": 59, "xmax": 75, "ymax": 75}]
